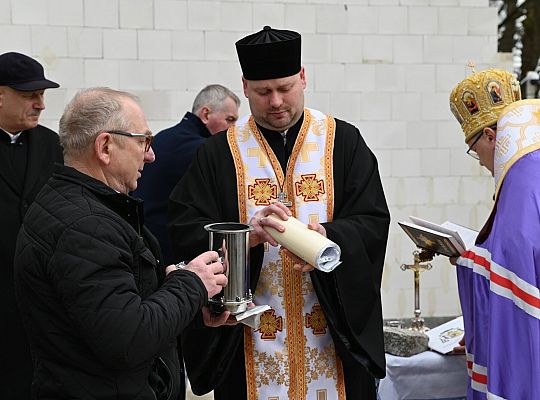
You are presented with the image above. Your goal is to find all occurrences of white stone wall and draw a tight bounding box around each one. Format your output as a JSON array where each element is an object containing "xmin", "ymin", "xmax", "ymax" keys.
[{"xmin": 0, "ymin": 0, "xmax": 509, "ymax": 319}]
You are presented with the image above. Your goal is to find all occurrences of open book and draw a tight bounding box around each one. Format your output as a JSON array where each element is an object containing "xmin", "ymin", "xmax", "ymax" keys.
[
  {"xmin": 398, "ymin": 216, "xmax": 478, "ymax": 257},
  {"xmin": 426, "ymin": 316, "xmax": 464, "ymax": 354}
]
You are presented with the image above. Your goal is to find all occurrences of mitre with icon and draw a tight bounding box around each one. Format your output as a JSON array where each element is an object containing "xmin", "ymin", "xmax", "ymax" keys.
[{"xmin": 449, "ymin": 66, "xmax": 521, "ymax": 142}]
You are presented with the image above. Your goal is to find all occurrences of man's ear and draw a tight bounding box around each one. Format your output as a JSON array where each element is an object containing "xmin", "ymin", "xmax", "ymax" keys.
[
  {"xmin": 299, "ymin": 66, "xmax": 307, "ymax": 90},
  {"xmin": 94, "ymin": 132, "xmax": 112, "ymax": 165},
  {"xmin": 198, "ymin": 106, "xmax": 211, "ymax": 124},
  {"xmin": 242, "ymin": 76, "xmax": 249, "ymax": 98},
  {"xmin": 484, "ymin": 126, "xmax": 496, "ymax": 143}
]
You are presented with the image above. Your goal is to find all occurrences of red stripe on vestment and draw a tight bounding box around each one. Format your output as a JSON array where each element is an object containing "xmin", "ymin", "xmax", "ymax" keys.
[
  {"xmin": 462, "ymin": 250, "xmax": 491, "ymax": 271},
  {"xmin": 472, "ymin": 371, "xmax": 488, "ymax": 385},
  {"xmin": 461, "ymin": 250, "xmax": 540, "ymax": 311},
  {"xmin": 490, "ymin": 271, "xmax": 540, "ymax": 309}
]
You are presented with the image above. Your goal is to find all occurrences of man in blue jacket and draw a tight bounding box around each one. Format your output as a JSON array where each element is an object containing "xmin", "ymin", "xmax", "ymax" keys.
[{"xmin": 135, "ymin": 84, "xmax": 240, "ymax": 265}]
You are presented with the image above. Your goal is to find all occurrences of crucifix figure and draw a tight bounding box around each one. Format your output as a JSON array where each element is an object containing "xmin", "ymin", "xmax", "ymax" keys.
[{"xmin": 400, "ymin": 249, "xmax": 434, "ymax": 332}]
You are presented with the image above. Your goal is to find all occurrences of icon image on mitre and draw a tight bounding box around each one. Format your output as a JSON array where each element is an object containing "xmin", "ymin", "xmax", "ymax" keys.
[
  {"xmin": 462, "ymin": 91, "xmax": 479, "ymax": 115},
  {"xmin": 487, "ymin": 81, "xmax": 503, "ymax": 104}
]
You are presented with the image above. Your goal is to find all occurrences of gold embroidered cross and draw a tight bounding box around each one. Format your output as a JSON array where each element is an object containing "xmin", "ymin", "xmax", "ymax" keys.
[
  {"xmin": 299, "ymin": 142, "xmax": 319, "ymax": 163},
  {"xmin": 248, "ymin": 178, "xmax": 277, "ymax": 206},
  {"xmin": 247, "ymin": 147, "xmax": 268, "ymax": 167},
  {"xmin": 305, "ymin": 304, "xmax": 327, "ymax": 335},
  {"xmin": 257, "ymin": 309, "xmax": 283, "ymax": 340},
  {"xmin": 295, "ymin": 174, "xmax": 325, "ymax": 202}
]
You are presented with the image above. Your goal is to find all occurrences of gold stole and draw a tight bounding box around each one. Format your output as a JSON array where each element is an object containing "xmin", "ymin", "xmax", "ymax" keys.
[{"xmin": 227, "ymin": 108, "xmax": 346, "ymax": 400}]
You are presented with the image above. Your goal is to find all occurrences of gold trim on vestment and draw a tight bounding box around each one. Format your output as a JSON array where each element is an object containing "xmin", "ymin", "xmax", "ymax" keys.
[
  {"xmin": 283, "ymin": 254, "xmax": 308, "ymax": 398},
  {"xmin": 229, "ymin": 110, "xmax": 344, "ymax": 399},
  {"xmin": 337, "ymin": 356, "xmax": 346, "ymax": 399},
  {"xmin": 228, "ymin": 125, "xmax": 247, "ymax": 224},
  {"xmin": 325, "ymin": 116, "xmax": 336, "ymax": 221},
  {"xmin": 495, "ymin": 142, "xmax": 540, "ymax": 199},
  {"xmin": 247, "ymin": 112, "xmax": 313, "ymax": 398},
  {"xmin": 494, "ymin": 99, "xmax": 540, "ymax": 199},
  {"xmin": 244, "ymin": 325, "xmax": 257, "ymax": 399}
]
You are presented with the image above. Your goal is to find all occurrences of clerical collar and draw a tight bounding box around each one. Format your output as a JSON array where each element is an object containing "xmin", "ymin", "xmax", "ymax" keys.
[{"xmin": 0, "ymin": 127, "xmax": 23, "ymax": 144}]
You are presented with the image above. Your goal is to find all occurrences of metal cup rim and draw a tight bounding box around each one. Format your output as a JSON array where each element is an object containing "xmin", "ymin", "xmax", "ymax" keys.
[{"xmin": 204, "ymin": 222, "xmax": 253, "ymax": 233}]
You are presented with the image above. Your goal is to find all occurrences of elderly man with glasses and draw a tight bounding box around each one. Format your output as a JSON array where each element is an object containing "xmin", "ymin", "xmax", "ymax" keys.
[{"xmin": 13, "ymin": 87, "xmax": 230, "ymax": 400}]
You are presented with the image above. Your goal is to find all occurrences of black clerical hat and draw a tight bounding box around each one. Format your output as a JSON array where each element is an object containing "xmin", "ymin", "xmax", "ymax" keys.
[
  {"xmin": 235, "ymin": 26, "xmax": 301, "ymax": 80},
  {"xmin": 0, "ymin": 52, "xmax": 59, "ymax": 91}
]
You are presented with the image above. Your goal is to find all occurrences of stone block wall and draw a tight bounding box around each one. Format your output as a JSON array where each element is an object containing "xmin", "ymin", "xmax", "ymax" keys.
[{"xmin": 0, "ymin": 0, "xmax": 509, "ymax": 319}]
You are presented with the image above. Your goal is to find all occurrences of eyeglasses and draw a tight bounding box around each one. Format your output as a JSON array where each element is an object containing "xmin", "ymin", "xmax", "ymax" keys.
[
  {"xmin": 108, "ymin": 130, "xmax": 153, "ymax": 152},
  {"xmin": 466, "ymin": 132, "xmax": 483, "ymax": 160}
]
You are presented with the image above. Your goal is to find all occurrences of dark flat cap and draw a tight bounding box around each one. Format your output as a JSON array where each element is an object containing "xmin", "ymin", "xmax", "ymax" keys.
[
  {"xmin": 236, "ymin": 26, "xmax": 301, "ymax": 80},
  {"xmin": 0, "ymin": 52, "xmax": 59, "ymax": 91}
]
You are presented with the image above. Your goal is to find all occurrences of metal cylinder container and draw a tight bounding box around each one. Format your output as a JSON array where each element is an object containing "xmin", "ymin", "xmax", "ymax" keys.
[{"xmin": 204, "ymin": 222, "xmax": 253, "ymax": 315}]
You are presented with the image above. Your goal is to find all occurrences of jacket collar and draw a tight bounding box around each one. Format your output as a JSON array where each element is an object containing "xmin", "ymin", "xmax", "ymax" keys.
[
  {"xmin": 181, "ymin": 112, "xmax": 212, "ymax": 139},
  {"xmin": 53, "ymin": 164, "xmax": 145, "ymax": 234}
]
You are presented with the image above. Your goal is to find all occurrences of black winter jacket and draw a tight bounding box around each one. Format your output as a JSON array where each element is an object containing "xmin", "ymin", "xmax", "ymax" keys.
[
  {"xmin": 14, "ymin": 164, "xmax": 207, "ymax": 400},
  {"xmin": 0, "ymin": 125, "xmax": 63, "ymax": 400}
]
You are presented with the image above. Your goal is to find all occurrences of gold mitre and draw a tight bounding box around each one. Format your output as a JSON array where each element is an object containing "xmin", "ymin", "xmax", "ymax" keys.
[{"xmin": 449, "ymin": 68, "xmax": 521, "ymax": 143}]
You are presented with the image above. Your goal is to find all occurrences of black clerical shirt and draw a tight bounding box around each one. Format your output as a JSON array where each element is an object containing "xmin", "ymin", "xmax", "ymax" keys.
[
  {"xmin": 256, "ymin": 112, "xmax": 304, "ymax": 172},
  {"xmin": 0, "ymin": 130, "xmax": 28, "ymax": 193}
]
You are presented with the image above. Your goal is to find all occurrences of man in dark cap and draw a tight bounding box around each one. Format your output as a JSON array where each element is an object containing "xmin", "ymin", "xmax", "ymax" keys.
[
  {"xmin": 0, "ymin": 52, "xmax": 63, "ymax": 399},
  {"xmin": 169, "ymin": 27, "xmax": 390, "ymax": 399}
]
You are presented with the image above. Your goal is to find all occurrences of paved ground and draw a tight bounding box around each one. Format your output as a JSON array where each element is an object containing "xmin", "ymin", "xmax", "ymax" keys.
[{"xmin": 186, "ymin": 387, "xmax": 213, "ymax": 400}]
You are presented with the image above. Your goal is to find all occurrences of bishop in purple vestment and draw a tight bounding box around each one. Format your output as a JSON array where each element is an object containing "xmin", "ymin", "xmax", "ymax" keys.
[{"xmin": 456, "ymin": 99, "xmax": 540, "ymax": 399}]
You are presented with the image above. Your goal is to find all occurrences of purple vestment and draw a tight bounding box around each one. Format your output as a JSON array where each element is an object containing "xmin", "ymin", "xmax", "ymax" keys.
[{"xmin": 456, "ymin": 150, "xmax": 540, "ymax": 399}]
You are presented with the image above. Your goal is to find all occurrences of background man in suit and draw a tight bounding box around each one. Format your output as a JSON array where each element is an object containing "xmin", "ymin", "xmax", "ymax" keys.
[
  {"xmin": 134, "ymin": 84, "xmax": 240, "ymax": 265},
  {"xmin": 0, "ymin": 52, "xmax": 63, "ymax": 399}
]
